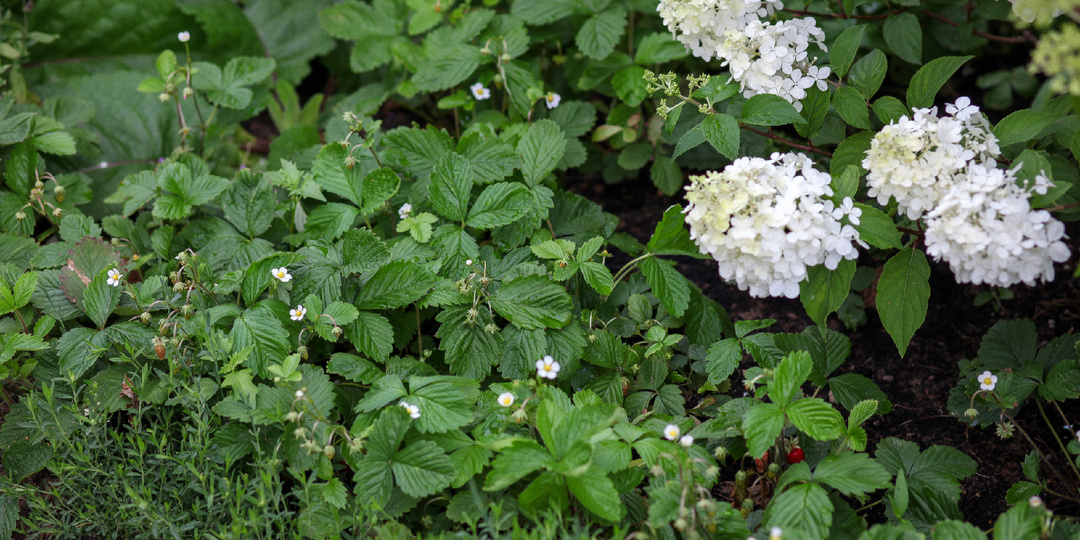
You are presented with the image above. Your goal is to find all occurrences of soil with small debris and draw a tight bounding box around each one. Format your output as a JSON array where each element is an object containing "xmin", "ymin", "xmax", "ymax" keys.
[{"xmin": 567, "ymin": 171, "xmax": 1080, "ymax": 529}]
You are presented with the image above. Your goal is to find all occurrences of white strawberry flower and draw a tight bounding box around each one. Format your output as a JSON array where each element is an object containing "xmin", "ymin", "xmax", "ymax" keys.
[
  {"xmin": 663, "ymin": 424, "xmax": 680, "ymax": 441},
  {"xmin": 679, "ymin": 434, "xmax": 695, "ymax": 447},
  {"xmin": 106, "ymin": 268, "xmax": 123, "ymax": 287},
  {"xmin": 497, "ymin": 392, "xmax": 515, "ymax": 407},
  {"xmin": 271, "ymin": 267, "xmax": 292, "ymax": 283},
  {"xmin": 544, "ymin": 92, "xmax": 561, "ymax": 109},
  {"xmin": 470, "ymin": 82, "xmax": 491, "ymax": 100},
  {"xmin": 770, "ymin": 526, "xmax": 783, "ymax": 540},
  {"xmin": 398, "ymin": 203, "xmax": 412, "ymax": 219},
  {"xmin": 178, "ymin": 31, "xmax": 190, "ymax": 43},
  {"xmin": 978, "ymin": 370, "xmax": 998, "ymax": 392},
  {"xmin": 536, "ymin": 355, "xmax": 560, "ymax": 379},
  {"xmin": 400, "ymin": 401, "xmax": 421, "ymax": 419},
  {"xmin": 289, "ymin": 305, "xmax": 306, "ymax": 321}
]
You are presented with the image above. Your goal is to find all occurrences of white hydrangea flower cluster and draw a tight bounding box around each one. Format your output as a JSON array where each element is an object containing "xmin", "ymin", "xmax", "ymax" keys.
[
  {"xmin": 924, "ymin": 163, "xmax": 1070, "ymax": 287},
  {"xmin": 656, "ymin": 0, "xmax": 830, "ymax": 109},
  {"xmin": 718, "ymin": 17, "xmax": 831, "ymax": 109},
  {"xmin": 864, "ymin": 96, "xmax": 1070, "ymax": 287},
  {"xmin": 863, "ymin": 97, "xmax": 1000, "ymax": 220},
  {"xmin": 684, "ymin": 152, "xmax": 864, "ymax": 298},
  {"xmin": 656, "ymin": 0, "xmax": 781, "ymax": 61}
]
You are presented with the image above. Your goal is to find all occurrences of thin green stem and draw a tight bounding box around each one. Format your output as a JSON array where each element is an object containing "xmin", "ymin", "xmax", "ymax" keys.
[
  {"xmin": 1036, "ymin": 400, "xmax": 1080, "ymax": 482},
  {"xmin": 611, "ymin": 253, "xmax": 653, "ymax": 285},
  {"xmin": 996, "ymin": 398, "xmax": 1079, "ymax": 498}
]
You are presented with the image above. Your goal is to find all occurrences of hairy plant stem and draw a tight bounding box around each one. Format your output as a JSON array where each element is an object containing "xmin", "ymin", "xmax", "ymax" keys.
[{"xmin": 611, "ymin": 253, "xmax": 653, "ymax": 285}]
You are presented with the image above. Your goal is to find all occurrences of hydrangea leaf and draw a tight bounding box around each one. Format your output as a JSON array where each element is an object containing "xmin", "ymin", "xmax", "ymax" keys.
[
  {"xmin": 877, "ymin": 248, "xmax": 930, "ymax": 357},
  {"xmin": 742, "ymin": 94, "xmax": 805, "ymax": 126},
  {"xmin": 830, "ymin": 24, "xmax": 867, "ymax": 79},
  {"xmin": 800, "ymin": 259, "xmax": 856, "ymax": 327},
  {"xmin": 906, "ymin": 55, "xmax": 973, "ymax": 109},
  {"xmin": 698, "ymin": 113, "xmax": 740, "ymax": 160},
  {"xmin": 883, "ymin": 13, "xmax": 922, "ymax": 65}
]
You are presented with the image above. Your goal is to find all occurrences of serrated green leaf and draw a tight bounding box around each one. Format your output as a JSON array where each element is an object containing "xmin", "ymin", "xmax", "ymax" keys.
[
  {"xmin": 907, "ymin": 56, "xmax": 973, "ymax": 109},
  {"xmin": 519, "ymin": 120, "xmax": 566, "ymax": 187},
  {"xmin": 412, "ymin": 44, "xmax": 484, "ymax": 93},
  {"xmin": 355, "ymin": 261, "xmax": 437, "ymax": 311},
  {"xmin": 485, "ymin": 439, "xmax": 554, "ymax": 490},
  {"xmin": 510, "ymin": 0, "xmax": 578, "ymax": 25},
  {"xmin": 800, "ymin": 259, "xmax": 856, "ymax": 327},
  {"xmin": 699, "ymin": 113, "xmax": 740, "ymax": 160},
  {"xmin": 221, "ymin": 173, "xmax": 275, "ymax": 237},
  {"xmin": 994, "ymin": 109, "xmax": 1054, "ymax": 147},
  {"xmin": 883, "ymin": 13, "xmax": 922, "ymax": 65},
  {"xmin": 872, "ymin": 96, "xmax": 909, "ymax": 125},
  {"xmin": 742, "ymin": 402, "xmax": 784, "ymax": 458},
  {"xmin": 304, "ymin": 203, "xmax": 359, "ymax": 240},
  {"xmin": 407, "ymin": 376, "xmax": 481, "ymax": 434},
  {"xmin": 814, "ymin": 453, "xmax": 891, "ymax": 496},
  {"xmin": 638, "ymin": 257, "xmax": 689, "ymax": 317},
  {"xmin": 567, "ymin": 469, "xmax": 625, "ymax": 521},
  {"xmin": 764, "ymin": 483, "xmax": 834, "ymax": 539},
  {"xmin": 576, "ymin": 6, "xmax": 626, "ymax": 60},
  {"xmin": 705, "ymin": 338, "xmax": 741, "ymax": 384},
  {"xmin": 232, "ymin": 302, "xmax": 291, "ymax": 379},
  {"xmin": 430, "ymin": 152, "xmax": 473, "ymax": 222},
  {"xmin": 466, "ymin": 183, "xmax": 532, "ymax": 229},
  {"xmin": 788, "ymin": 398, "xmax": 845, "ymax": 440},
  {"xmin": 829, "ymin": 373, "xmax": 892, "ymax": 414},
  {"xmin": 877, "ymin": 248, "xmax": 930, "ymax": 357},
  {"xmin": 341, "ymin": 228, "xmax": 390, "ymax": 275},
  {"xmin": 853, "ymin": 203, "xmax": 903, "ymax": 249},
  {"xmin": 830, "ymin": 25, "xmax": 867, "ymax": 79},
  {"xmin": 613, "ymin": 65, "xmax": 648, "ymax": 106},
  {"xmin": 327, "ymin": 352, "xmax": 383, "ymax": 383},
  {"xmin": 242, "ymin": 252, "xmax": 303, "ymax": 305},
  {"xmin": 579, "ymin": 262, "xmax": 615, "ymax": 295},
  {"xmin": 833, "ymin": 86, "xmax": 872, "ymax": 129},
  {"xmin": 491, "ymin": 275, "xmax": 572, "ymax": 330},
  {"xmin": 3, "ymin": 439, "xmax": 52, "ymax": 482},
  {"xmin": 81, "ymin": 267, "xmax": 121, "ymax": 328},
  {"xmin": 152, "ymin": 163, "xmax": 228, "ymax": 221},
  {"xmin": 391, "ymin": 440, "xmax": 454, "ymax": 497},
  {"xmin": 647, "ymin": 204, "xmax": 699, "ymax": 256},
  {"xmin": 635, "ymin": 32, "xmax": 688, "ymax": 65},
  {"xmin": 771, "ymin": 350, "xmax": 813, "ymax": 407},
  {"xmin": 742, "ymin": 94, "xmax": 805, "ymax": 126}
]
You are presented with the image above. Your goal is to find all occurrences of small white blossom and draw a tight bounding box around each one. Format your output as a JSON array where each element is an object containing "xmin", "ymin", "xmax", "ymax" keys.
[
  {"xmin": 663, "ymin": 424, "xmax": 681, "ymax": 441},
  {"xmin": 679, "ymin": 434, "xmax": 695, "ymax": 447},
  {"xmin": 536, "ymin": 355, "xmax": 560, "ymax": 379},
  {"xmin": 271, "ymin": 267, "xmax": 292, "ymax": 283},
  {"xmin": 99, "ymin": 161, "xmax": 108, "ymax": 169},
  {"xmin": 295, "ymin": 389, "xmax": 305, "ymax": 399},
  {"xmin": 289, "ymin": 305, "xmax": 307, "ymax": 321},
  {"xmin": 684, "ymin": 152, "xmax": 863, "ymax": 298},
  {"xmin": 400, "ymin": 401, "xmax": 421, "ymax": 419},
  {"xmin": 465, "ymin": 259, "xmax": 473, "ymax": 266},
  {"xmin": 398, "ymin": 203, "xmax": 412, "ymax": 220},
  {"xmin": 770, "ymin": 526, "xmax": 783, "ymax": 540},
  {"xmin": 497, "ymin": 392, "xmax": 515, "ymax": 407},
  {"xmin": 978, "ymin": 370, "xmax": 998, "ymax": 392},
  {"xmin": 544, "ymin": 92, "xmax": 561, "ymax": 109},
  {"xmin": 178, "ymin": 31, "xmax": 190, "ymax": 43},
  {"xmin": 106, "ymin": 268, "xmax": 123, "ymax": 287},
  {"xmin": 470, "ymin": 82, "xmax": 491, "ymax": 100},
  {"xmin": 1029, "ymin": 495, "xmax": 1043, "ymax": 507}
]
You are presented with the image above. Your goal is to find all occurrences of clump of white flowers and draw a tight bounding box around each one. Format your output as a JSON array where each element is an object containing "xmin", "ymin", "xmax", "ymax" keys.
[
  {"xmin": 718, "ymin": 17, "xmax": 830, "ymax": 109},
  {"xmin": 684, "ymin": 152, "xmax": 863, "ymax": 298},
  {"xmin": 924, "ymin": 163, "xmax": 1069, "ymax": 287},
  {"xmin": 657, "ymin": 0, "xmax": 781, "ymax": 62},
  {"xmin": 863, "ymin": 97, "xmax": 1000, "ymax": 220},
  {"xmin": 656, "ymin": 0, "xmax": 830, "ymax": 109}
]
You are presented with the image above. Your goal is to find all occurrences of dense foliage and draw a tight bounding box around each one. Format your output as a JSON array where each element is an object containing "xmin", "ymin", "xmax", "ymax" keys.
[{"xmin": 0, "ymin": 0, "xmax": 1078, "ymax": 538}]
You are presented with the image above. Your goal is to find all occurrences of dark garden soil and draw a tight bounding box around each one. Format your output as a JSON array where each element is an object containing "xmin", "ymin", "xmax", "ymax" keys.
[{"xmin": 566, "ymin": 171, "xmax": 1080, "ymax": 529}]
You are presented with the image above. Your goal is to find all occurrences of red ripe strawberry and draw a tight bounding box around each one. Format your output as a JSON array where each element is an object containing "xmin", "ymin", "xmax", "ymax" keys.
[{"xmin": 787, "ymin": 447, "xmax": 805, "ymax": 464}]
